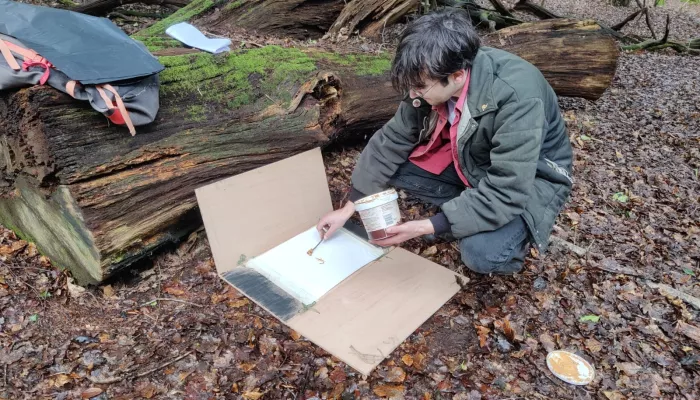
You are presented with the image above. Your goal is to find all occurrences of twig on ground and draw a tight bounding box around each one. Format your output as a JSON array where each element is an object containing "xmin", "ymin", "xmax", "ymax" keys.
[
  {"xmin": 137, "ymin": 298, "xmax": 203, "ymax": 308},
  {"xmin": 135, "ymin": 350, "xmax": 194, "ymax": 378},
  {"xmin": 107, "ymin": 12, "xmax": 139, "ymax": 24},
  {"xmin": 86, "ymin": 350, "xmax": 194, "ymax": 384},
  {"xmin": 591, "ymin": 261, "xmax": 648, "ymax": 278},
  {"xmin": 623, "ymin": 14, "xmax": 671, "ymax": 51},
  {"xmin": 488, "ymin": 0, "xmax": 513, "ymax": 17},
  {"xmin": 646, "ymin": 281, "xmax": 700, "ymax": 310},
  {"xmin": 88, "ymin": 375, "xmax": 123, "ymax": 384},
  {"xmin": 3, "ymin": 264, "xmax": 41, "ymax": 297},
  {"xmin": 549, "ymin": 236, "xmax": 587, "ymax": 257}
]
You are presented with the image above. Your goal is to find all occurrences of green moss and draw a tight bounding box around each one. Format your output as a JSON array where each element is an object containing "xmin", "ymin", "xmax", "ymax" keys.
[
  {"xmin": 135, "ymin": 0, "xmax": 216, "ymax": 38},
  {"xmin": 158, "ymin": 46, "xmax": 316, "ymax": 109},
  {"xmin": 136, "ymin": 37, "xmax": 182, "ymax": 53},
  {"xmin": 314, "ymin": 52, "xmax": 392, "ymax": 76},
  {"xmin": 186, "ymin": 105, "xmax": 207, "ymax": 122},
  {"xmin": 225, "ymin": 0, "xmax": 244, "ymax": 11}
]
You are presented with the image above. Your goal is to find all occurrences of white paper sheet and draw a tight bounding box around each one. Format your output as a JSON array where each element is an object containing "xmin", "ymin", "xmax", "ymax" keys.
[
  {"xmin": 246, "ymin": 227, "xmax": 385, "ymax": 305},
  {"xmin": 165, "ymin": 22, "xmax": 231, "ymax": 54}
]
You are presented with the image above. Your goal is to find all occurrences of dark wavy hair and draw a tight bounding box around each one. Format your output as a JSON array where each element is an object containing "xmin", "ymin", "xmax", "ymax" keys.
[{"xmin": 391, "ymin": 8, "xmax": 481, "ymax": 94}]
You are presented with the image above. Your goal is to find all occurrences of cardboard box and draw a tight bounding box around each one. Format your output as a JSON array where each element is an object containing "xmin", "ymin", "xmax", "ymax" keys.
[{"xmin": 195, "ymin": 148, "xmax": 465, "ymax": 375}]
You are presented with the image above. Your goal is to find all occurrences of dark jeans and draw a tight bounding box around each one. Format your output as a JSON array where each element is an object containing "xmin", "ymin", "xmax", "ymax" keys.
[{"xmin": 388, "ymin": 162, "xmax": 531, "ymax": 275}]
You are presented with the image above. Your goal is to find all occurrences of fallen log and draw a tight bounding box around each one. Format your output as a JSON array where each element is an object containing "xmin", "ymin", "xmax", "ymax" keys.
[
  {"xmin": 326, "ymin": 0, "xmax": 418, "ymax": 40},
  {"xmin": 0, "ymin": 47, "xmax": 399, "ymax": 284},
  {"xmin": 73, "ymin": 0, "xmax": 190, "ymax": 16},
  {"xmin": 200, "ymin": 0, "xmax": 347, "ymax": 40},
  {"xmin": 0, "ymin": 18, "xmax": 619, "ymax": 284},
  {"xmin": 485, "ymin": 19, "xmax": 619, "ymax": 99}
]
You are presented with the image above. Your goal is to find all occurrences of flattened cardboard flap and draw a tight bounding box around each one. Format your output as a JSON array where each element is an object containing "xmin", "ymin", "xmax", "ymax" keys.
[
  {"xmin": 195, "ymin": 147, "xmax": 465, "ymax": 376},
  {"xmin": 287, "ymin": 247, "xmax": 461, "ymax": 375},
  {"xmin": 195, "ymin": 148, "xmax": 333, "ymax": 274}
]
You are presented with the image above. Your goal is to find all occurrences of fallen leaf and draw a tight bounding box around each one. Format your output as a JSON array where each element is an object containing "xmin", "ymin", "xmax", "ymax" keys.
[
  {"xmin": 102, "ymin": 285, "xmax": 115, "ymax": 298},
  {"xmin": 612, "ymin": 192, "xmax": 629, "ymax": 203},
  {"xmin": 615, "ymin": 362, "xmax": 642, "ymax": 375},
  {"xmin": 329, "ymin": 366, "xmax": 346, "ymax": 383},
  {"xmin": 539, "ymin": 333, "xmax": 556, "ymax": 352},
  {"xmin": 26, "ymin": 242, "xmax": 38, "ymax": 258},
  {"xmin": 603, "ymin": 391, "xmax": 625, "ymax": 400},
  {"xmin": 52, "ymin": 374, "xmax": 71, "ymax": 387},
  {"xmin": 81, "ymin": 388, "xmax": 103, "ymax": 398},
  {"xmin": 413, "ymin": 352, "xmax": 427, "ymax": 370},
  {"xmin": 373, "ymin": 384, "xmax": 405, "ymax": 398},
  {"xmin": 242, "ymin": 390, "xmax": 265, "ymax": 400},
  {"xmin": 436, "ymin": 379, "xmax": 451, "ymax": 391},
  {"xmin": 579, "ymin": 314, "xmax": 601, "ymax": 323},
  {"xmin": 476, "ymin": 325, "xmax": 491, "ymax": 347},
  {"xmin": 0, "ymin": 245, "xmax": 12, "ymax": 256},
  {"xmin": 315, "ymin": 366, "xmax": 329, "ymax": 379},
  {"xmin": 494, "ymin": 319, "xmax": 515, "ymax": 342},
  {"xmin": 585, "ymin": 338, "xmax": 603, "ymax": 353},
  {"xmin": 164, "ymin": 286, "xmax": 186, "ymax": 296},
  {"xmin": 135, "ymin": 381, "xmax": 158, "ymax": 399},
  {"xmin": 229, "ymin": 298, "xmax": 249, "ymax": 308},
  {"xmin": 331, "ymin": 383, "xmax": 346, "ymax": 399},
  {"xmin": 290, "ymin": 330, "xmax": 301, "ymax": 341},
  {"xmin": 676, "ymin": 321, "xmax": 700, "ymax": 345},
  {"xmin": 0, "ymin": 240, "xmax": 27, "ymax": 256},
  {"xmin": 67, "ymin": 278, "xmax": 86, "ymax": 298},
  {"xmin": 385, "ymin": 366, "xmax": 406, "ymax": 383},
  {"xmin": 401, "ymin": 354, "xmax": 414, "ymax": 366},
  {"xmin": 39, "ymin": 255, "xmax": 51, "ymax": 268},
  {"xmin": 239, "ymin": 362, "xmax": 256, "ymax": 372},
  {"xmin": 195, "ymin": 260, "xmax": 213, "ymax": 274},
  {"xmin": 421, "ymin": 246, "xmax": 438, "ymax": 256}
]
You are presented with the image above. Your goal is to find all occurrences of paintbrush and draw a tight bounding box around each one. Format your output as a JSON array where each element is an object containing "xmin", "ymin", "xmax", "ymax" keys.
[{"xmin": 307, "ymin": 226, "xmax": 329, "ymax": 256}]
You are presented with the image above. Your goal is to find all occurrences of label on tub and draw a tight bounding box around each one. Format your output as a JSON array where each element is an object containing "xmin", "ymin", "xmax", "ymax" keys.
[{"xmin": 358, "ymin": 202, "xmax": 401, "ymax": 232}]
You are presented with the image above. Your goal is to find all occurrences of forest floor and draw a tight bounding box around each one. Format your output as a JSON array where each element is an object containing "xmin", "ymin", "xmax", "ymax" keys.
[{"xmin": 1, "ymin": 0, "xmax": 699, "ymax": 399}]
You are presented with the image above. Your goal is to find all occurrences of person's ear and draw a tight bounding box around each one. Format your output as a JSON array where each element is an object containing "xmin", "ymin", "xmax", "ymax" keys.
[{"xmin": 451, "ymin": 69, "xmax": 466, "ymax": 86}]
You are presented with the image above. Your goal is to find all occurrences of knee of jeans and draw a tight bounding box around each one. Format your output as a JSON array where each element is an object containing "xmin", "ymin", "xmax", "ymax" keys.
[{"xmin": 459, "ymin": 237, "xmax": 495, "ymax": 274}]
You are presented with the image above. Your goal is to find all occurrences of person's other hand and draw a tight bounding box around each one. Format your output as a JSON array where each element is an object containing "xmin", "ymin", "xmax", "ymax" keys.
[
  {"xmin": 316, "ymin": 201, "xmax": 355, "ymax": 239},
  {"xmin": 370, "ymin": 219, "xmax": 435, "ymax": 247}
]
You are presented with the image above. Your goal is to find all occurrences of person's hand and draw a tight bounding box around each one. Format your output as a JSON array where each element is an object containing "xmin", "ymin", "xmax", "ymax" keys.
[
  {"xmin": 370, "ymin": 219, "xmax": 435, "ymax": 247},
  {"xmin": 316, "ymin": 201, "xmax": 355, "ymax": 239}
]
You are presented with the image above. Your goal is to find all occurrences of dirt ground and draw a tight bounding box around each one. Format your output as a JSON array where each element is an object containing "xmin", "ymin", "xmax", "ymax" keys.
[{"xmin": 1, "ymin": 1, "xmax": 699, "ymax": 399}]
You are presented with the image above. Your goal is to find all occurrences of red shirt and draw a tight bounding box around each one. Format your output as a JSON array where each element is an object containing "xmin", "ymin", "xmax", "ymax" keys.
[{"xmin": 408, "ymin": 71, "xmax": 471, "ymax": 187}]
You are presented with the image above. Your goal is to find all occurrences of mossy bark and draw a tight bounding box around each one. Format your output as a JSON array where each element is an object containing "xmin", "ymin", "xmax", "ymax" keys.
[{"xmin": 0, "ymin": 46, "xmax": 397, "ymax": 284}]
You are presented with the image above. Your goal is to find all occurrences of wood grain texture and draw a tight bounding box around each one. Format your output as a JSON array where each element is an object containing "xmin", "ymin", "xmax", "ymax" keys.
[{"xmin": 486, "ymin": 19, "xmax": 620, "ymax": 100}]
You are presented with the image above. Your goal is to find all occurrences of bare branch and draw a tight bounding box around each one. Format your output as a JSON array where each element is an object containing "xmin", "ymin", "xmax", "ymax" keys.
[
  {"xmin": 514, "ymin": 0, "xmax": 560, "ymax": 19},
  {"xmin": 488, "ymin": 0, "xmax": 513, "ymax": 17},
  {"xmin": 611, "ymin": 9, "xmax": 643, "ymax": 31},
  {"xmin": 645, "ymin": 8, "xmax": 658, "ymax": 39}
]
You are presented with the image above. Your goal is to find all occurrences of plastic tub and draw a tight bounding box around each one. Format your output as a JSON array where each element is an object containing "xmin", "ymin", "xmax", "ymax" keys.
[{"xmin": 354, "ymin": 189, "xmax": 401, "ymax": 240}]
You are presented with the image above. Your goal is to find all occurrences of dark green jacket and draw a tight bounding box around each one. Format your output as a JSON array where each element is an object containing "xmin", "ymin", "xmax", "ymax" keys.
[{"xmin": 350, "ymin": 46, "xmax": 573, "ymax": 252}]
